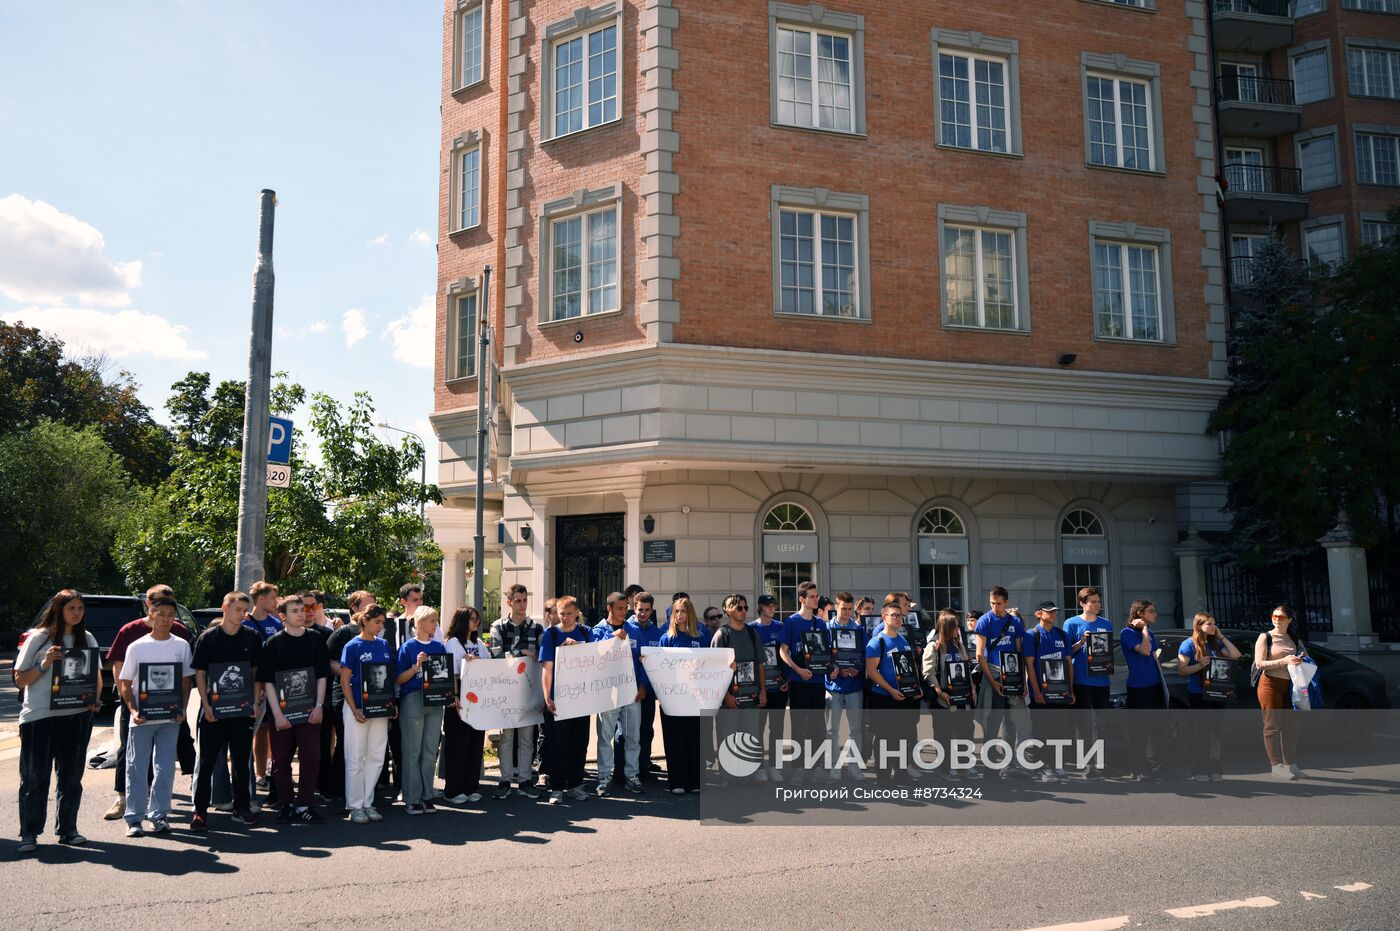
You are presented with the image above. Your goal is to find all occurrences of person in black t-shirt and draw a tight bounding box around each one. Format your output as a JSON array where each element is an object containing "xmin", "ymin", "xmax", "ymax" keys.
[
  {"xmin": 257, "ymin": 600, "xmax": 331, "ymax": 824},
  {"xmin": 190, "ymin": 592, "xmax": 263, "ymax": 832}
]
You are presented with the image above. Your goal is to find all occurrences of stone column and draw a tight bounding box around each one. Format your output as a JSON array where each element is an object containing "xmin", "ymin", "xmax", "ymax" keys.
[
  {"xmin": 624, "ymin": 488, "xmax": 644, "ymax": 586},
  {"xmin": 1320, "ymin": 514, "xmax": 1373, "ymax": 639},
  {"xmin": 441, "ymin": 549, "xmax": 465, "ymax": 621},
  {"xmin": 1173, "ymin": 527, "xmax": 1212, "ymax": 622}
]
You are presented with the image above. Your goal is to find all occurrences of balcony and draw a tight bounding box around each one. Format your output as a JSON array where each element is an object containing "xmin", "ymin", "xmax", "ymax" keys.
[
  {"xmin": 1221, "ymin": 162, "xmax": 1308, "ymax": 224},
  {"xmin": 1215, "ymin": 75, "xmax": 1300, "ymax": 137},
  {"xmin": 1213, "ymin": 0, "xmax": 1294, "ymax": 53}
]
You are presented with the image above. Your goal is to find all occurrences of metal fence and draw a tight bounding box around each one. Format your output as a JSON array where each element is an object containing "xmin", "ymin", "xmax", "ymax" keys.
[
  {"xmin": 1369, "ymin": 547, "xmax": 1400, "ymax": 643},
  {"xmin": 1205, "ymin": 550, "xmax": 1332, "ymax": 639}
]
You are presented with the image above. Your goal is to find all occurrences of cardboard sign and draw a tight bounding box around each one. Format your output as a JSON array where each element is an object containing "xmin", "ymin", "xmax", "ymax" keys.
[
  {"xmin": 275, "ymin": 666, "xmax": 316, "ymax": 724},
  {"xmin": 732, "ymin": 660, "xmax": 760, "ymax": 707},
  {"xmin": 552, "ymin": 637, "xmax": 637, "ymax": 721},
  {"xmin": 208, "ymin": 660, "xmax": 255, "ymax": 719},
  {"xmin": 1000, "ymin": 653, "xmax": 1024, "ymax": 697},
  {"xmin": 946, "ymin": 659, "xmax": 973, "ymax": 706},
  {"xmin": 833, "ymin": 627, "xmax": 863, "ymax": 669},
  {"xmin": 761, "ymin": 643, "xmax": 783, "ymax": 690},
  {"xmin": 1087, "ymin": 631, "xmax": 1115, "ymax": 676},
  {"xmin": 1204, "ymin": 657, "xmax": 1235, "ymax": 703},
  {"xmin": 138, "ymin": 662, "xmax": 183, "ymax": 720},
  {"xmin": 641, "ymin": 647, "xmax": 734, "ymax": 716},
  {"xmin": 420, "ymin": 653, "xmax": 455, "ymax": 707},
  {"xmin": 459, "ymin": 657, "xmax": 545, "ymax": 729},
  {"xmin": 51, "ymin": 648, "xmax": 98, "ymax": 709},
  {"xmin": 360, "ymin": 662, "xmax": 395, "ymax": 718},
  {"xmin": 1040, "ymin": 658, "xmax": 1071, "ymax": 704}
]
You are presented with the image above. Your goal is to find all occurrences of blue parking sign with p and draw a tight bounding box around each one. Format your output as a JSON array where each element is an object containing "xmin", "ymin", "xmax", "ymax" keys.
[{"xmin": 267, "ymin": 416, "xmax": 293, "ymax": 464}]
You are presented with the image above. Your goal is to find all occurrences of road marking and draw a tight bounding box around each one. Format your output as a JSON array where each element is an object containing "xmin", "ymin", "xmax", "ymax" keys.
[
  {"xmin": 1166, "ymin": 896, "xmax": 1279, "ymax": 919},
  {"xmin": 1300, "ymin": 891, "xmax": 1327, "ymax": 900},
  {"xmin": 1336, "ymin": 882, "xmax": 1373, "ymax": 892},
  {"xmin": 1021, "ymin": 917, "xmax": 1130, "ymax": 931}
]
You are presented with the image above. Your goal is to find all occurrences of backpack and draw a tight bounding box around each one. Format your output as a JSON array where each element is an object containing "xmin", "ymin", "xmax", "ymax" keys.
[{"xmin": 1250, "ymin": 633, "xmax": 1322, "ymax": 706}]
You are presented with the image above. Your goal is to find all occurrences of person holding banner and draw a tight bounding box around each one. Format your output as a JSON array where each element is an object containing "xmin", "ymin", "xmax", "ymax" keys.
[
  {"xmin": 540, "ymin": 596, "xmax": 593, "ymax": 804},
  {"xmin": 1062, "ymin": 586, "xmax": 1113, "ymax": 779},
  {"xmin": 489, "ymin": 584, "xmax": 543, "ymax": 799},
  {"xmin": 339, "ymin": 606, "xmax": 395, "ymax": 824},
  {"xmin": 780, "ymin": 582, "xmax": 830, "ymax": 780},
  {"xmin": 824, "ymin": 592, "xmax": 864, "ymax": 781},
  {"xmin": 395, "ymin": 607, "xmax": 448, "ymax": 815},
  {"xmin": 628, "ymin": 592, "xmax": 665, "ymax": 780},
  {"xmin": 1177, "ymin": 611, "xmax": 1241, "ymax": 781},
  {"xmin": 14, "ymin": 590, "xmax": 100, "ymax": 853},
  {"xmin": 592, "ymin": 592, "xmax": 645, "ymax": 796},
  {"xmin": 750, "ymin": 594, "xmax": 787, "ymax": 782},
  {"xmin": 923, "ymin": 609, "xmax": 975, "ymax": 777},
  {"xmin": 118, "ymin": 596, "xmax": 191, "ymax": 837},
  {"xmin": 443, "ymin": 606, "xmax": 490, "ymax": 803},
  {"xmin": 190, "ymin": 591, "xmax": 263, "ymax": 833},
  {"xmin": 864, "ymin": 602, "xmax": 919, "ymax": 786},
  {"xmin": 659, "ymin": 597, "xmax": 707, "ymax": 794}
]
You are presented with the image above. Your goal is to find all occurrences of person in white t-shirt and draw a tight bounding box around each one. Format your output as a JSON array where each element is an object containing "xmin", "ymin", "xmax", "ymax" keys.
[
  {"xmin": 117, "ymin": 596, "xmax": 192, "ymax": 837},
  {"xmin": 442, "ymin": 606, "xmax": 491, "ymax": 803}
]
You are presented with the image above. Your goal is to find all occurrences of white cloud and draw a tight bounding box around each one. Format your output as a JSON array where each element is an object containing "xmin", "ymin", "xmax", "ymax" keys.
[
  {"xmin": 275, "ymin": 320, "xmax": 331, "ymax": 339},
  {"xmin": 368, "ymin": 233, "xmax": 391, "ymax": 247},
  {"xmin": 307, "ymin": 320, "xmax": 329, "ymax": 334},
  {"xmin": 3, "ymin": 306, "xmax": 206, "ymax": 360},
  {"xmin": 0, "ymin": 195, "xmax": 142, "ymax": 306},
  {"xmin": 408, "ymin": 229, "xmax": 432, "ymax": 245},
  {"xmin": 382, "ymin": 294, "xmax": 433, "ymax": 369},
  {"xmin": 341, "ymin": 308, "xmax": 368, "ymax": 348}
]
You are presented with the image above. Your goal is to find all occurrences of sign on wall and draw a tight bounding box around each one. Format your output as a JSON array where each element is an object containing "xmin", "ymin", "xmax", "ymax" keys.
[
  {"xmin": 919, "ymin": 537, "xmax": 969, "ymax": 566},
  {"xmin": 1061, "ymin": 539, "xmax": 1109, "ymax": 565},
  {"xmin": 762, "ymin": 533, "xmax": 818, "ymax": 563},
  {"xmin": 643, "ymin": 539, "xmax": 676, "ymax": 563}
]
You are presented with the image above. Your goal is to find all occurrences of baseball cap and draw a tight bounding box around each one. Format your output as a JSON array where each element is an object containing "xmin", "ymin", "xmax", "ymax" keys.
[
  {"xmin": 1036, "ymin": 600, "xmax": 1060, "ymax": 612},
  {"xmin": 756, "ymin": 594, "xmax": 778, "ymax": 607}
]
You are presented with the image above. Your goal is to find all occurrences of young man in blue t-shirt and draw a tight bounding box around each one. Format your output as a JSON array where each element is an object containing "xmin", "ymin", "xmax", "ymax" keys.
[
  {"xmin": 974, "ymin": 586, "xmax": 1032, "ymax": 777},
  {"xmin": 1062, "ymin": 586, "xmax": 1114, "ymax": 778},
  {"xmin": 864, "ymin": 602, "xmax": 917, "ymax": 785},
  {"xmin": 824, "ymin": 592, "xmax": 865, "ymax": 781},
  {"xmin": 1025, "ymin": 601, "xmax": 1076, "ymax": 781},
  {"xmin": 749, "ymin": 594, "xmax": 787, "ymax": 781},
  {"xmin": 779, "ymin": 582, "xmax": 829, "ymax": 781}
]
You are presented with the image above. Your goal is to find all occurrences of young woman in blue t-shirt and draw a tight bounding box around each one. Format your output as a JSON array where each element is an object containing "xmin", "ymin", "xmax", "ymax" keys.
[
  {"xmin": 1176, "ymin": 611, "xmax": 1241, "ymax": 781},
  {"xmin": 1119, "ymin": 599, "xmax": 1165, "ymax": 781},
  {"xmin": 659, "ymin": 597, "xmax": 706, "ymax": 794},
  {"xmin": 923, "ymin": 609, "xmax": 976, "ymax": 777}
]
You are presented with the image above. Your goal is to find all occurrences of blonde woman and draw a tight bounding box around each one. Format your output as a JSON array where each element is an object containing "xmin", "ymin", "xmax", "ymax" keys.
[{"xmin": 659, "ymin": 597, "xmax": 705, "ymax": 794}]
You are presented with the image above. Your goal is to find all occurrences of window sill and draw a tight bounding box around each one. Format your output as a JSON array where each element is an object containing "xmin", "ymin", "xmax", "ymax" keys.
[
  {"xmin": 1086, "ymin": 162, "xmax": 1167, "ymax": 179},
  {"xmin": 1092, "ymin": 333, "xmax": 1177, "ymax": 348},
  {"xmin": 934, "ymin": 143, "xmax": 1024, "ymax": 160},
  {"xmin": 448, "ymin": 223, "xmax": 483, "ymax": 239},
  {"xmin": 1358, "ymin": 180, "xmax": 1400, "ymax": 188},
  {"xmin": 1300, "ymin": 181, "xmax": 1343, "ymax": 193},
  {"xmin": 942, "ymin": 322, "xmax": 1031, "ymax": 336},
  {"xmin": 541, "ymin": 116, "xmax": 624, "ymax": 146},
  {"xmin": 450, "ymin": 77, "xmax": 488, "ymax": 99},
  {"xmin": 770, "ymin": 121, "xmax": 868, "ymax": 141},
  {"xmin": 1078, "ymin": 0, "xmax": 1156, "ymax": 12},
  {"xmin": 445, "ymin": 375, "xmax": 479, "ymax": 386},
  {"xmin": 773, "ymin": 310, "xmax": 872, "ymax": 324},
  {"xmin": 538, "ymin": 307, "xmax": 624, "ymax": 328},
  {"xmin": 1350, "ymin": 92, "xmax": 1400, "ymax": 102}
]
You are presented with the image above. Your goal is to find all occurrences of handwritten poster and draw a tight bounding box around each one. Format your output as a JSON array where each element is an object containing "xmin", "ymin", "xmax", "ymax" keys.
[
  {"xmin": 640, "ymin": 647, "xmax": 734, "ymax": 716},
  {"xmin": 458, "ymin": 657, "xmax": 545, "ymax": 730},
  {"xmin": 553, "ymin": 637, "xmax": 637, "ymax": 721}
]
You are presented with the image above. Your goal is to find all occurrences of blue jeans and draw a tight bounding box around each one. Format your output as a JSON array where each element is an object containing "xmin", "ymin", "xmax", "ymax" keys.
[
  {"xmin": 398, "ymin": 691, "xmax": 444, "ymax": 805},
  {"xmin": 596, "ymin": 702, "xmax": 641, "ymax": 782},
  {"xmin": 826, "ymin": 689, "xmax": 863, "ymax": 760},
  {"xmin": 124, "ymin": 722, "xmax": 178, "ymax": 825}
]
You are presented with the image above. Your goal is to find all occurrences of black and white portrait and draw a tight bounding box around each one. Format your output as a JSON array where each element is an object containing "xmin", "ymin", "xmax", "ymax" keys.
[
  {"xmin": 735, "ymin": 662, "xmax": 755, "ymax": 685},
  {"xmin": 1090, "ymin": 632, "xmax": 1110, "ymax": 654},
  {"xmin": 282, "ymin": 668, "xmax": 310, "ymax": 700},
  {"xmin": 146, "ymin": 664, "xmax": 174, "ymax": 692},
  {"xmin": 949, "ymin": 661, "xmax": 967, "ymax": 682},
  {"xmin": 1043, "ymin": 658, "xmax": 1066, "ymax": 683},
  {"xmin": 835, "ymin": 629, "xmax": 857, "ymax": 651},
  {"xmin": 61, "ymin": 651, "xmax": 88, "ymax": 680},
  {"xmin": 366, "ymin": 665, "xmax": 387, "ymax": 691},
  {"xmin": 217, "ymin": 663, "xmax": 247, "ymax": 692},
  {"xmin": 1003, "ymin": 654, "xmax": 1020, "ymax": 676}
]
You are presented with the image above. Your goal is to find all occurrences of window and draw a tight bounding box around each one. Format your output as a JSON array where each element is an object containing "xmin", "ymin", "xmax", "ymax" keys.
[
  {"xmin": 939, "ymin": 54, "xmax": 1006, "ymax": 152},
  {"xmin": 1355, "ymin": 129, "xmax": 1400, "ymax": 185},
  {"xmin": 538, "ymin": 183, "xmax": 622, "ymax": 323},
  {"xmin": 917, "ymin": 506, "xmax": 969, "ymax": 615},
  {"xmin": 455, "ymin": 1, "xmax": 485, "ymax": 90},
  {"xmin": 936, "ymin": 204, "xmax": 1030, "ymax": 332},
  {"xmin": 1230, "ymin": 233, "xmax": 1268, "ymax": 285},
  {"xmin": 1219, "ymin": 61, "xmax": 1261, "ymax": 102},
  {"xmin": 1344, "ymin": 0, "xmax": 1400, "ymax": 11},
  {"xmin": 1362, "ymin": 216, "xmax": 1398, "ymax": 245},
  {"xmin": 1302, "ymin": 218, "xmax": 1345, "ymax": 272},
  {"xmin": 1224, "ymin": 146, "xmax": 1265, "ymax": 192},
  {"xmin": 1060, "ymin": 508, "xmax": 1108, "ymax": 615},
  {"xmin": 1296, "ymin": 128, "xmax": 1339, "ymax": 190},
  {"xmin": 1081, "ymin": 53, "xmax": 1163, "ymax": 173},
  {"xmin": 1296, "ymin": 0, "xmax": 1325, "ymax": 13},
  {"xmin": 770, "ymin": 185, "xmax": 871, "ymax": 320},
  {"xmin": 541, "ymin": 4, "xmax": 622, "ymax": 141},
  {"xmin": 445, "ymin": 277, "xmax": 479, "ymax": 380},
  {"xmin": 1291, "ymin": 45, "xmax": 1332, "ymax": 103},
  {"xmin": 449, "ymin": 130, "xmax": 483, "ymax": 233},
  {"xmin": 1089, "ymin": 221, "xmax": 1174, "ymax": 343},
  {"xmin": 769, "ymin": 3, "xmax": 866, "ymax": 135},
  {"xmin": 1348, "ymin": 44, "xmax": 1400, "ymax": 99},
  {"xmin": 761, "ymin": 502, "xmax": 818, "ymax": 616}
]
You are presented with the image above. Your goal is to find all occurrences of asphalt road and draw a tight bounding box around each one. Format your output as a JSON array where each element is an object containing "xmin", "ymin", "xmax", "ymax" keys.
[{"xmin": 2, "ymin": 744, "xmax": 1397, "ymax": 930}]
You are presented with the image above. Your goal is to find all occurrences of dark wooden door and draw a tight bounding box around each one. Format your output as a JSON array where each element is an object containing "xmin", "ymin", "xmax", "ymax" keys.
[{"xmin": 554, "ymin": 513, "xmax": 625, "ymax": 625}]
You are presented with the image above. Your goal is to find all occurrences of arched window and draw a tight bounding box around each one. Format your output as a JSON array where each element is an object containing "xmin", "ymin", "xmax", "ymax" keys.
[
  {"xmin": 917, "ymin": 506, "xmax": 969, "ymax": 614},
  {"xmin": 1060, "ymin": 507, "xmax": 1108, "ymax": 614},
  {"xmin": 761, "ymin": 502, "xmax": 817, "ymax": 615}
]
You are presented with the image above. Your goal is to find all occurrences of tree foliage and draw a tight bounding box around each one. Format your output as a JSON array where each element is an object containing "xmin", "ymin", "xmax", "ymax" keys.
[{"xmin": 1209, "ymin": 212, "xmax": 1400, "ymax": 562}]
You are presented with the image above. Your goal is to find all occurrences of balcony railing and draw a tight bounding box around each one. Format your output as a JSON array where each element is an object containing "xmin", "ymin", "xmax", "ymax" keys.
[
  {"xmin": 1230, "ymin": 255, "xmax": 1259, "ymax": 287},
  {"xmin": 1214, "ymin": 0, "xmax": 1293, "ymax": 17},
  {"xmin": 1222, "ymin": 162, "xmax": 1303, "ymax": 196},
  {"xmin": 1216, "ymin": 74, "xmax": 1297, "ymax": 106}
]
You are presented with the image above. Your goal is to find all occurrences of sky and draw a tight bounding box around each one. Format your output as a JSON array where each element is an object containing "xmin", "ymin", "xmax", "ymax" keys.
[{"xmin": 0, "ymin": 0, "xmax": 444, "ymax": 480}]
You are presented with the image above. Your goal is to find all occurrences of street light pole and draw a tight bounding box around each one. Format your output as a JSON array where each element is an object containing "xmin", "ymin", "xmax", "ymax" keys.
[
  {"xmin": 234, "ymin": 190, "xmax": 276, "ymax": 593},
  {"xmin": 473, "ymin": 265, "xmax": 492, "ymax": 613}
]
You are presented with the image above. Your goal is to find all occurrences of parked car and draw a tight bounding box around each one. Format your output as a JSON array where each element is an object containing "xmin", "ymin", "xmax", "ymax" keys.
[
  {"xmin": 21, "ymin": 593, "xmax": 200, "ymax": 706},
  {"xmin": 191, "ymin": 607, "xmax": 224, "ymax": 630}
]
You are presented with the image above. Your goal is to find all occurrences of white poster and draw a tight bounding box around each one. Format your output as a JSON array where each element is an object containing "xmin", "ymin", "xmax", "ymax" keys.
[
  {"xmin": 552, "ymin": 637, "xmax": 637, "ymax": 721},
  {"xmin": 458, "ymin": 657, "xmax": 544, "ymax": 730},
  {"xmin": 641, "ymin": 647, "xmax": 734, "ymax": 717}
]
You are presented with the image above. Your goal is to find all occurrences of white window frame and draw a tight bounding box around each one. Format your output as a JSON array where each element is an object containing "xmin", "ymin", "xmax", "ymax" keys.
[
  {"xmin": 1081, "ymin": 53, "xmax": 1164, "ymax": 174},
  {"xmin": 1343, "ymin": 0, "xmax": 1400, "ymax": 11},
  {"xmin": 936, "ymin": 204, "xmax": 1030, "ymax": 333},
  {"xmin": 445, "ymin": 276, "xmax": 479, "ymax": 382},
  {"xmin": 1354, "ymin": 125, "xmax": 1400, "ymax": 185},
  {"xmin": 448, "ymin": 130, "xmax": 484, "ymax": 234},
  {"xmin": 453, "ymin": 0, "xmax": 487, "ymax": 92},
  {"xmin": 1295, "ymin": 126, "xmax": 1340, "ymax": 191},
  {"xmin": 1361, "ymin": 212, "xmax": 1399, "ymax": 245},
  {"xmin": 1347, "ymin": 39, "xmax": 1400, "ymax": 99},
  {"xmin": 770, "ymin": 185, "xmax": 871, "ymax": 321},
  {"xmin": 1296, "ymin": 0, "xmax": 1326, "ymax": 15},
  {"xmin": 768, "ymin": 2, "xmax": 866, "ymax": 136},
  {"xmin": 932, "ymin": 29, "xmax": 1022, "ymax": 156},
  {"xmin": 1290, "ymin": 42, "xmax": 1334, "ymax": 104},
  {"xmin": 1230, "ymin": 231, "xmax": 1269, "ymax": 286},
  {"xmin": 540, "ymin": 3, "xmax": 623, "ymax": 143},
  {"xmin": 1088, "ymin": 220, "xmax": 1175, "ymax": 345},
  {"xmin": 538, "ymin": 183, "xmax": 623, "ymax": 324},
  {"xmin": 1301, "ymin": 216, "xmax": 1346, "ymax": 273}
]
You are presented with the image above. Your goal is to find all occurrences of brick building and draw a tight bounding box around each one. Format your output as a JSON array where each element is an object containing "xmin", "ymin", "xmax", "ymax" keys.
[{"xmin": 428, "ymin": 0, "xmax": 1238, "ymax": 626}]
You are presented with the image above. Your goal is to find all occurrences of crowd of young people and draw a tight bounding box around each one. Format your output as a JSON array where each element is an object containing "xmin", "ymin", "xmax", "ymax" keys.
[{"xmin": 13, "ymin": 578, "xmax": 1319, "ymax": 850}]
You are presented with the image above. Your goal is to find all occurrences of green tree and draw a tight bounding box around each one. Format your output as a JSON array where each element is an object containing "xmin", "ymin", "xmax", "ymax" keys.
[
  {"xmin": 1209, "ymin": 213, "xmax": 1400, "ymax": 562},
  {"xmin": 0, "ymin": 420, "xmax": 133, "ymax": 628}
]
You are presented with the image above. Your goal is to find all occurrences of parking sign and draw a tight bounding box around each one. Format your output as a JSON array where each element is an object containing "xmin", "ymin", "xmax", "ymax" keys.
[{"xmin": 268, "ymin": 416, "xmax": 293, "ymax": 464}]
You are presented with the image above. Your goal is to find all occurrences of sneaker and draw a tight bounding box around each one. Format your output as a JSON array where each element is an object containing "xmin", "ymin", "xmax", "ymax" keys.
[
  {"xmin": 350, "ymin": 809, "xmax": 370, "ymax": 825},
  {"xmin": 213, "ymin": 801, "xmax": 235, "ymax": 813},
  {"xmin": 1288, "ymin": 765, "xmax": 1308, "ymax": 779},
  {"xmin": 421, "ymin": 802, "xmax": 437, "ymax": 813},
  {"xmin": 1038, "ymin": 771, "xmax": 1059, "ymax": 783},
  {"xmin": 58, "ymin": 833, "xmax": 87, "ymax": 846},
  {"xmin": 567, "ymin": 786, "xmax": 588, "ymax": 801},
  {"xmin": 671, "ymin": 787, "xmax": 686, "ymax": 795},
  {"xmin": 625, "ymin": 778, "xmax": 642, "ymax": 794},
  {"xmin": 365, "ymin": 807, "xmax": 383, "ymax": 822},
  {"xmin": 104, "ymin": 796, "xmax": 126, "ymax": 820},
  {"xmin": 405, "ymin": 803, "xmax": 425, "ymax": 816},
  {"xmin": 1193, "ymin": 774, "xmax": 1210, "ymax": 783},
  {"xmin": 276, "ymin": 806, "xmax": 297, "ymax": 824},
  {"xmin": 447, "ymin": 794, "xmax": 470, "ymax": 804},
  {"xmin": 547, "ymin": 791, "xmax": 565, "ymax": 805},
  {"xmin": 236, "ymin": 809, "xmax": 259, "ymax": 826},
  {"xmin": 255, "ymin": 776, "xmax": 271, "ymax": 790},
  {"xmin": 688, "ymin": 788, "xmax": 701, "ymax": 794},
  {"xmin": 516, "ymin": 785, "xmax": 540, "ymax": 800},
  {"xmin": 294, "ymin": 807, "xmax": 325, "ymax": 824},
  {"xmin": 495, "ymin": 785, "xmax": 514, "ymax": 800},
  {"xmin": 247, "ymin": 801, "xmax": 263, "ymax": 815},
  {"xmin": 17, "ymin": 836, "xmax": 37, "ymax": 853},
  {"xmin": 596, "ymin": 783, "xmax": 611, "ymax": 797},
  {"xmin": 433, "ymin": 790, "xmax": 446, "ymax": 801},
  {"xmin": 190, "ymin": 815, "xmax": 208, "ymax": 833},
  {"xmin": 1271, "ymin": 764, "xmax": 1293, "ymax": 780},
  {"xmin": 1209, "ymin": 773, "xmax": 1224, "ymax": 782},
  {"xmin": 125, "ymin": 823, "xmax": 143, "ymax": 838},
  {"xmin": 150, "ymin": 819, "xmax": 170, "ymax": 834},
  {"xmin": 466, "ymin": 792, "xmax": 482, "ymax": 803}
]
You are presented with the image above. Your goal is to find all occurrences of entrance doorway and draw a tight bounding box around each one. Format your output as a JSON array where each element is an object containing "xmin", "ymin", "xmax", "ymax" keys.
[{"xmin": 554, "ymin": 513, "xmax": 625, "ymax": 625}]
